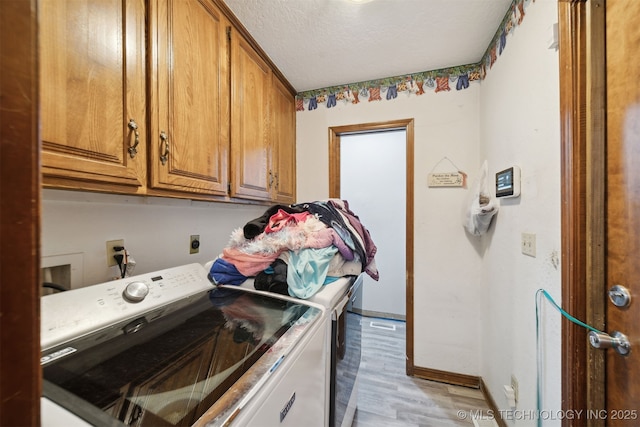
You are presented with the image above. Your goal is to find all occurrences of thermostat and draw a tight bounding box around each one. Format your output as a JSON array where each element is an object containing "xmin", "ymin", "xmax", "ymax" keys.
[{"xmin": 495, "ymin": 166, "xmax": 521, "ymax": 198}]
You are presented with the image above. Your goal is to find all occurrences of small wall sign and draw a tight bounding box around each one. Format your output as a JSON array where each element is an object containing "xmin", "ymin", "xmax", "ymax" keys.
[{"xmin": 428, "ymin": 172, "xmax": 465, "ymax": 187}]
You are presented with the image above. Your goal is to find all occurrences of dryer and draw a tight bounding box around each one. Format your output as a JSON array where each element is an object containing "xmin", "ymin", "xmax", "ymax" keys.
[{"xmin": 204, "ymin": 260, "xmax": 363, "ymax": 427}]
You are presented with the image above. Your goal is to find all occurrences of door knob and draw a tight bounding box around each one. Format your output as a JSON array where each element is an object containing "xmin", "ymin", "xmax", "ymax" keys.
[{"xmin": 588, "ymin": 330, "xmax": 631, "ymax": 356}]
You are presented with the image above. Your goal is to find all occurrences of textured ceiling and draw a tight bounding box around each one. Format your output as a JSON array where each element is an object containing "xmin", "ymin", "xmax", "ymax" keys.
[{"xmin": 223, "ymin": 0, "xmax": 515, "ymax": 92}]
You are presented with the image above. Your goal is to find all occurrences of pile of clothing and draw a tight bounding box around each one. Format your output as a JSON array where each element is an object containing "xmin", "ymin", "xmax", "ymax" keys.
[{"xmin": 209, "ymin": 199, "xmax": 378, "ymax": 299}]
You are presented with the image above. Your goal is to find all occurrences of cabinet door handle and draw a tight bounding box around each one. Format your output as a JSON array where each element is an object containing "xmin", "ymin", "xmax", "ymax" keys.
[
  {"xmin": 274, "ymin": 172, "xmax": 279, "ymax": 190},
  {"xmin": 159, "ymin": 131, "xmax": 170, "ymax": 165},
  {"xmin": 268, "ymin": 170, "xmax": 274, "ymax": 189},
  {"xmin": 127, "ymin": 119, "xmax": 140, "ymax": 158}
]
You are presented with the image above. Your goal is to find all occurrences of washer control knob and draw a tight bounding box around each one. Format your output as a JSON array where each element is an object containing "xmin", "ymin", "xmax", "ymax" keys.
[{"xmin": 123, "ymin": 281, "xmax": 149, "ymax": 303}]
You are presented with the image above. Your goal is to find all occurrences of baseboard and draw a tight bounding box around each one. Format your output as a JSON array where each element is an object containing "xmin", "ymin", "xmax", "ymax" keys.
[
  {"xmin": 412, "ymin": 366, "xmax": 480, "ymax": 388},
  {"xmin": 353, "ymin": 307, "xmax": 406, "ymax": 322},
  {"xmin": 411, "ymin": 368, "xmax": 507, "ymax": 427}
]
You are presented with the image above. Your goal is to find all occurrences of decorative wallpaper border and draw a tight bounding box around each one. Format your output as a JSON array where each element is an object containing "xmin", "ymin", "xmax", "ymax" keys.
[{"xmin": 296, "ymin": 0, "xmax": 535, "ymax": 112}]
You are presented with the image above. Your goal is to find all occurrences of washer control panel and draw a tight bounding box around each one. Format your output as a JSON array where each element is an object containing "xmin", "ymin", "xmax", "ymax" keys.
[{"xmin": 41, "ymin": 263, "xmax": 213, "ymax": 350}]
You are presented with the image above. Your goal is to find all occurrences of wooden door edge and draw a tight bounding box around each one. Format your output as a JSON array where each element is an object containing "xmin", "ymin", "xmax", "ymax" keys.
[
  {"xmin": 559, "ymin": 1, "xmax": 606, "ymax": 425},
  {"xmin": 0, "ymin": 0, "xmax": 41, "ymax": 424}
]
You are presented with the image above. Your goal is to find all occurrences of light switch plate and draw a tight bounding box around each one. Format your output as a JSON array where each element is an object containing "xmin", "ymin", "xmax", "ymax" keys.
[{"xmin": 521, "ymin": 233, "xmax": 536, "ymax": 257}]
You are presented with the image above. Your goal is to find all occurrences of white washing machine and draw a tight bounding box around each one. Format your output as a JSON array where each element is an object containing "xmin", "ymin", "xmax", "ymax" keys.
[{"xmin": 41, "ymin": 263, "xmax": 328, "ymax": 427}]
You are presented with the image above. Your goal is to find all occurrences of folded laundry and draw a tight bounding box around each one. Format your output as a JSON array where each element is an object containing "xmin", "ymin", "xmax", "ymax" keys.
[
  {"xmin": 208, "ymin": 257, "xmax": 247, "ymax": 285},
  {"xmin": 243, "ymin": 204, "xmax": 306, "ymax": 239},
  {"xmin": 264, "ymin": 209, "xmax": 311, "ymax": 233},
  {"xmin": 281, "ymin": 246, "xmax": 339, "ymax": 299},
  {"xmin": 254, "ymin": 259, "xmax": 289, "ymax": 295},
  {"xmin": 212, "ymin": 199, "xmax": 379, "ymax": 299}
]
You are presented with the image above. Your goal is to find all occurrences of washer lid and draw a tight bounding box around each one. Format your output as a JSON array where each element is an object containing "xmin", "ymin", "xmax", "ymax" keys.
[
  {"xmin": 42, "ymin": 287, "xmax": 322, "ymax": 427},
  {"xmin": 237, "ymin": 275, "xmax": 357, "ymax": 309}
]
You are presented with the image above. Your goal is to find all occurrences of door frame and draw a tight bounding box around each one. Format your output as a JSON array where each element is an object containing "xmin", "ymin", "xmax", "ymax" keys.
[
  {"xmin": 328, "ymin": 119, "xmax": 416, "ymax": 374},
  {"xmin": 559, "ymin": 0, "xmax": 606, "ymax": 424},
  {"xmin": 0, "ymin": 0, "xmax": 42, "ymax": 424}
]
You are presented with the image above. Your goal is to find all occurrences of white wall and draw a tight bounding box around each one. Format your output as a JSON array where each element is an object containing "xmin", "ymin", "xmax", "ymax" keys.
[
  {"xmin": 41, "ymin": 189, "xmax": 266, "ymax": 286},
  {"xmin": 297, "ymin": 86, "xmax": 484, "ymax": 375},
  {"xmin": 340, "ymin": 130, "xmax": 406, "ymax": 318},
  {"xmin": 479, "ymin": 1, "xmax": 560, "ymax": 425}
]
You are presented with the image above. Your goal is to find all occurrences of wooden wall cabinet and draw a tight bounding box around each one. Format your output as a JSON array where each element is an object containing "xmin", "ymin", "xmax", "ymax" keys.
[
  {"xmin": 229, "ymin": 30, "xmax": 297, "ymax": 204},
  {"xmin": 40, "ymin": 0, "xmax": 147, "ymax": 193},
  {"xmin": 229, "ymin": 30, "xmax": 271, "ymax": 201},
  {"xmin": 269, "ymin": 74, "xmax": 297, "ymax": 204},
  {"xmin": 40, "ymin": 0, "xmax": 296, "ymax": 204},
  {"xmin": 148, "ymin": 0, "xmax": 230, "ymax": 196}
]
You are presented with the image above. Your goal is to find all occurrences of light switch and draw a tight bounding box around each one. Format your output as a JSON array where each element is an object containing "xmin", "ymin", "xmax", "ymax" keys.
[{"xmin": 521, "ymin": 233, "xmax": 536, "ymax": 257}]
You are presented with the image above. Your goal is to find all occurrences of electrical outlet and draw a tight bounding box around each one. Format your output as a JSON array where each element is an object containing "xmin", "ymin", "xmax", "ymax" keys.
[
  {"xmin": 190, "ymin": 235, "xmax": 200, "ymax": 254},
  {"xmin": 106, "ymin": 239, "xmax": 125, "ymax": 267},
  {"xmin": 511, "ymin": 374, "xmax": 519, "ymax": 403},
  {"xmin": 521, "ymin": 232, "xmax": 536, "ymax": 257}
]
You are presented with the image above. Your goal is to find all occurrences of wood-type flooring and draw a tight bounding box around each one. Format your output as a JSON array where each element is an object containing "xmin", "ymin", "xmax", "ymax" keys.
[{"xmin": 352, "ymin": 316, "xmax": 495, "ymax": 427}]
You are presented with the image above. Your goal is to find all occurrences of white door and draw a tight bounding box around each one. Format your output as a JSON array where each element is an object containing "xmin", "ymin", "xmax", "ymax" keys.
[{"xmin": 340, "ymin": 130, "xmax": 406, "ymax": 318}]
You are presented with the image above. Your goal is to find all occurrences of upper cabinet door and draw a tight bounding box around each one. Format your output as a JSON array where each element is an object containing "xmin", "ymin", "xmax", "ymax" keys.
[
  {"xmin": 40, "ymin": 0, "xmax": 146, "ymax": 190},
  {"xmin": 229, "ymin": 29, "xmax": 271, "ymax": 201},
  {"xmin": 270, "ymin": 75, "xmax": 297, "ymax": 204},
  {"xmin": 149, "ymin": 0, "xmax": 230, "ymax": 196}
]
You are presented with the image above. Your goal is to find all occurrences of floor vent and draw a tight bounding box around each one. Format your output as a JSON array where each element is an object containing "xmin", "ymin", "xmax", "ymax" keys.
[{"xmin": 369, "ymin": 321, "xmax": 396, "ymax": 331}]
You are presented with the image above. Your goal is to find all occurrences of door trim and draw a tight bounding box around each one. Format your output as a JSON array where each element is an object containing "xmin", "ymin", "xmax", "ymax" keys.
[
  {"xmin": 328, "ymin": 118, "xmax": 415, "ymax": 374},
  {"xmin": 0, "ymin": 0, "xmax": 41, "ymax": 423},
  {"xmin": 558, "ymin": 0, "xmax": 606, "ymax": 424}
]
